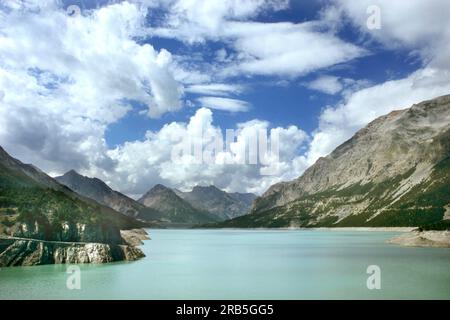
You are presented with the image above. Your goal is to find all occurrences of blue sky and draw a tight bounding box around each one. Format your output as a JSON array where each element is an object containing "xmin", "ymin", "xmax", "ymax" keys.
[
  {"xmin": 103, "ymin": 0, "xmax": 422, "ymax": 147},
  {"xmin": 1, "ymin": 0, "xmax": 449, "ymax": 196}
]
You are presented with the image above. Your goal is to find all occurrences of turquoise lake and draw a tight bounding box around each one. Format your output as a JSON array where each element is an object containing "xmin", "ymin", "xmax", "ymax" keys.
[{"xmin": 0, "ymin": 229, "xmax": 449, "ymax": 300}]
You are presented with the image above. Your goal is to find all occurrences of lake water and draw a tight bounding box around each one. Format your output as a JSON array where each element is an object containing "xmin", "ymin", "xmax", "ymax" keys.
[{"xmin": 0, "ymin": 229, "xmax": 449, "ymax": 299}]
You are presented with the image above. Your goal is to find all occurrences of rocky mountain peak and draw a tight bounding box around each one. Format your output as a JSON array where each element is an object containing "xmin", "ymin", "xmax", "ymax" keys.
[
  {"xmin": 57, "ymin": 170, "xmax": 113, "ymax": 193},
  {"xmin": 192, "ymin": 185, "xmax": 224, "ymax": 194},
  {"xmin": 152, "ymin": 183, "xmax": 171, "ymax": 191},
  {"xmin": 65, "ymin": 169, "xmax": 79, "ymax": 176}
]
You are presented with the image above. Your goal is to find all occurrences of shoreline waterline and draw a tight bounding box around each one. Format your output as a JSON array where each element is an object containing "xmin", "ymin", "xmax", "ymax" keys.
[{"xmin": 191, "ymin": 227, "xmax": 416, "ymax": 232}]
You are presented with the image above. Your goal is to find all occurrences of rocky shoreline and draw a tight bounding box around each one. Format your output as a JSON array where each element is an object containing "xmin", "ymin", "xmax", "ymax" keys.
[
  {"xmin": 120, "ymin": 228, "xmax": 151, "ymax": 246},
  {"xmin": 312, "ymin": 227, "xmax": 415, "ymax": 232},
  {"xmin": 0, "ymin": 228, "xmax": 149, "ymax": 267},
  {"xmin": 387, "ymin": 230, "xmax": 450, "ymax": 248},
  {"xmin": 203, "ymin": 226, "xmax": 415, "ymax": 232}
]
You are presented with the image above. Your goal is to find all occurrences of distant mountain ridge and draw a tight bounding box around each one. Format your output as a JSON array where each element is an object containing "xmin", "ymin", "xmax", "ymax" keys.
[
  {"xmin": 215, "ymin": 94, "xmax": 450, "ymax": 228},
  {"xmin": 175, "ymin": 185, "xmax": 256, "ymax": 220},
  {"xmin": 55, "ymin": 170, "xmax": 160, "ymax": 222},
  {"xmin": 56, "ymin": 170, "xmax": 256, "ymax": 226},
  {"xmin": 138, "ymin": 184, "xmax": 219, "ymax": 224}
]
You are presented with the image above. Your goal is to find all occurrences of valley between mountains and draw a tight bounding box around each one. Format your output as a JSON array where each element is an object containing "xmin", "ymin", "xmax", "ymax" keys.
[{"xmin": 1, "ymin": 94, "xmax": 449, "ymax": 266}]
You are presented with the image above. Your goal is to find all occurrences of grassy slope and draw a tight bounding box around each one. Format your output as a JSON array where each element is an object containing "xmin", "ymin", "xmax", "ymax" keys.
[{"xmin": 211, "ymin": 156, "xmax": 449, "ymax": 229}]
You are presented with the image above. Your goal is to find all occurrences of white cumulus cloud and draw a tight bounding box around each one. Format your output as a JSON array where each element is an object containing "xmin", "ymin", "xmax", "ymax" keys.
[
  {"xmin": 103, "ymin": 107, "xmax": 309, "ymax": 195},
  {"xmin": 0, "ymin": 1, "xmax": 183, "ymax": 173}
]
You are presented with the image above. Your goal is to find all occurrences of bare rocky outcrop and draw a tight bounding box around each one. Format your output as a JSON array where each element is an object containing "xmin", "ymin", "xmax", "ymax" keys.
[
  {"xmin": 9, "ymin": 220, "xmax": 123, "ymax": 244},
  {"xmin": 0, "ymin": 224, "xmax": 149, "ymax": 267},
  {"xmin": 444, "ymin": 205, "xmax": 450, "ymax": 220},
  {"xmin": 0, "ymin": 236, "xmax": 145, "ymax": 267},
  {"xmin": 0, "ymin": 226, "xmax": 150, "ymax": 267},
  {"xmin": 388, "ymin": 230, "xmax": 450, "ymax": 248},
  {"xmin": 120, "ymin": 228, "xmax": 151, "ymax": 246}
]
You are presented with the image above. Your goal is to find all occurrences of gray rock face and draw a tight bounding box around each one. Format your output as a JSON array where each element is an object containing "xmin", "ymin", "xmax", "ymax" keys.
[
  {"xmin": 175, "ymin": 185, "xmax": 256, "ymax": 220},
  {"xmin": 120, "ymin": 228, "xmax": 151, "ymax": 246},
  {"xmin": 0, "ymin": 237, "xmax": 145, "ymax": 267},
  {"xmin": 9, "ymin": 220, "xmax": 123, "ymax": 244},
  {"xmin": 221, "ymin": 94, "xmax": 450, "ymax": 228}
]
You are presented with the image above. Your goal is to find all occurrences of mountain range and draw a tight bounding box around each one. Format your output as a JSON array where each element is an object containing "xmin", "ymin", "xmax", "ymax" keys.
[
  {"xmin": 56, "ymin": 171, "xmax": 256, "ymax": 226},
  {"xmin": 137, "ymin": 184, "xmax": 218, "ymax": 225},
  {"xmin": 175, "ymin": 185, "xmax": 256, "ymax": 220},
  {"xmin": 215, "ymin": 94, "xmax": 450, "ymax": 228},
  {"xmin": 55, "ymin": 170, "xmax": 161, "ymax": 223}
]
